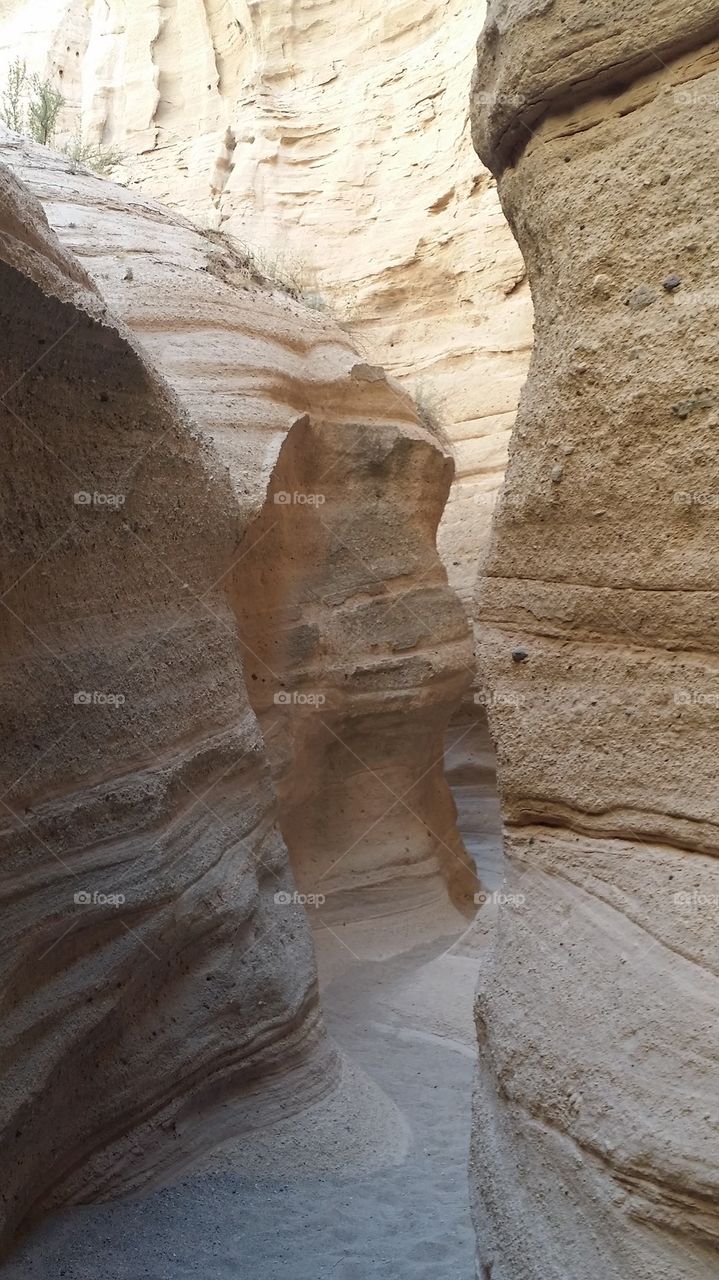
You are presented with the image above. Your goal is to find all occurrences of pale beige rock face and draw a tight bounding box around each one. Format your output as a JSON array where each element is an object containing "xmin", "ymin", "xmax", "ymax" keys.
[
  {"xmin": 470, "ymin": 4, "xmax": 719, "ymax": 1278},
  {"xmin": 0, "ymin": 137, "xmax": 477, "ymax": 1250},
  {"xmin": 0, "ymin": 0, "xmax": 533, "ymax": 606}
]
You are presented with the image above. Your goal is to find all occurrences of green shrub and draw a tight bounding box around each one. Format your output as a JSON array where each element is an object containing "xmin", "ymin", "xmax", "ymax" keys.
[
  {"xmin": 1, "ymin": 58, "xmax": 27, "ymax": 133},
  {"xmin": 64, "ymin": 132, "xmax": 125, "ymax": 175},
  {"xmin": 26, "ymin": 74, "xmax": 64, "ymax": 145},
  {"xmin": 1, "ymin": 61, "xmax": 64, "ymax": 145},
  {"xmin": 1, "ymin": 63, "xmax": 125, "ymax": 175}
]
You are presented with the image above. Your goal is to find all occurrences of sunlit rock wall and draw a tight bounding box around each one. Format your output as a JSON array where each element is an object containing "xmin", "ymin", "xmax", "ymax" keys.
[{"xmin": 0, "ymin": 0, "xmax": 533, "ymax": 604}]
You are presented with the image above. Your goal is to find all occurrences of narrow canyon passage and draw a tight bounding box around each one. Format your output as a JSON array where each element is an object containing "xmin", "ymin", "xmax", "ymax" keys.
[
  {"xmin": 2, "ymin": 714, "xmax": 502, "ymax": 1280},
  {"xmin": 0, "ymin": 133, "xmax": 498, "ymax": 1274},
  {"xmin": 3, "ymin": 1, "xmax": 718, "ymax": 1274}
]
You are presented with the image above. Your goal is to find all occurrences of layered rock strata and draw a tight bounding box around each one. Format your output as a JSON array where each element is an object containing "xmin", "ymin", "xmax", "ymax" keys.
[
  {"xmin": 0, "ymin": 156, "xmax": 330, "ymax": 1252},
  {"xmin": 0, "ymin": 137, "xmax": 476, "ymax": 1249},
  {"xmin": 236, "ymin": 398, "xmax": 477, "ymax": 913},
  {"xmin": 0, "ymin": 132, "xmax": 478, "ymax": 912},
  {"xmin": 470, "ymin": 4, "xmax": 719, "ymax": 1278},
  {"xmin": 0, "ymin": 0, "xmax": 533, "ymax": 603}
]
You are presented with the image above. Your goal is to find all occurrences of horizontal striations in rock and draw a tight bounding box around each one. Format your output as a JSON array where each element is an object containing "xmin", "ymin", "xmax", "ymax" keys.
[
  {"xmin": 234, "ymin": 406, "xmax": 478, "ymax": 913},
  {"xmin": 0, "ymin": 156, "xmax": 334, "ymax": 1252},
  {"xmin": 0, "ymin": 0, "xmax": 533, "ymax": 605},
  {"xmin": 0, "ymin": 134, "xmax": 478, "ymax": 916},
  {"xmin": 471, "ymin": 0, "xmax": 719, "ymax": 171},
  {"xmin": 0, "ymin": 137, "xmax": 479, "ymax": 1249},
  {"xmin": 470, "ymin": 3, "xmax": 719, "ymax": 1278}
]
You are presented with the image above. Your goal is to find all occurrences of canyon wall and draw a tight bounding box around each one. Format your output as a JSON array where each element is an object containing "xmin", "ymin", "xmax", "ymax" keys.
[
  {"xmin": 0, "ymin": 136, "xmax": 475, "ymax": 1251},
  {"xmin": 1, "ymin": 130, "xmax": 478, "ymax": 912},
  {"xmin": 236, "ymin": 408, "xmax": 477, "ymax": 914},
  {"xmin": 0, "ymin": 0, "xmax": 533, "ymax": 604},
  {"xmin": 0, "ymin": 153, "xmax": 331, "ymax": 1249},
  {"xmin": 470, "ymin": 3, "xmax": 719, "ymax": 1278}
]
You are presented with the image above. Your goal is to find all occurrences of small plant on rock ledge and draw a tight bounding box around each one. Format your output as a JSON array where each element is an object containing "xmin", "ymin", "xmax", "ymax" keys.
[
  {"xmin": 26, "ymin": 73, "xmax": 64, "ymax": 145},
  {"xmin": 64, "ymin": 131, "xmax": 126, "ymax": 176},
  {"xmin": 200, "ymin": 225, "xmax": 324, "ymax": 306},
  {"xmin": 1, "ymin": 60, "xmax": 65, "ymax": 145},
  {"xmin": 1, "ymin": 58, "xmax": 27, "ymax": 133},
  {"xmin": 1, "ymin": 61, "xmax": 124, "ymax": 175}
]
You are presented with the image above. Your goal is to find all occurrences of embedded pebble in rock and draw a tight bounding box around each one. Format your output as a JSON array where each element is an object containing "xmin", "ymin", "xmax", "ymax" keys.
[{"xmin": 592, "ymin": 273, "xmax": 613, "ymax": 298}]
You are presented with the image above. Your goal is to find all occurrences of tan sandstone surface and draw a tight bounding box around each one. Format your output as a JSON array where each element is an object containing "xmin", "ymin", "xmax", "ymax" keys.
[
  {"xmin": 470, "ymin": 3, "xmax": 719, "ymax": 1278},
  {"xmin": 0, "ymin": 130, "xmax": 478, "ymax": 914},
  {"xmin": 0, "ymin": 152, "xmax": 331, "ymax": 1251},
  {"xmin": 0, "ymin": 135, "xmax": 476, "ymax": 1254},
  {"xmin": 0, "ymin": 0, "xmax": 533, "ymax": 605},
  {"xmin": 1, "ymin": 713, "xmax": 501, "ymax": 1280}
]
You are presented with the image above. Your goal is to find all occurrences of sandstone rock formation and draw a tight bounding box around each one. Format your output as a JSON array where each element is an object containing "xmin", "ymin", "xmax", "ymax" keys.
[
  {"xmin": 0, "ymin": 0, "xmax": 533, "ymax": 604},
  {"xmin": 0, "ymin": 136, "xmax": 477, "ymax": 1251},
  {"xmin": 0, "ymin": 155, "xmax": 331, "ymax": 1252},
  {"xmin": 235, "ymin": 396, "xmax": 476, "ymax": 914},
  {"xmin": 0, "ymin": 130, "xmax": 478, "ymax": 913},
  {"xmin": 470, "ymin": 4, "xmax": 719, "ymax": 1277}
]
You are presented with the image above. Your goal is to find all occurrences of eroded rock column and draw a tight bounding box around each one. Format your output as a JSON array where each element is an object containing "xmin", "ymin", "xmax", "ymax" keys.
[
  {"xmin": 470, "ymin": 4, "xmax": 719, "ymax": 1277},
  {"xmin": 0, "ymin": 136, "xmax": 479, "ymax": 1253},
  {"xmin": 235, "ymin": 386, "xmax": 478, "ymax": 916}
]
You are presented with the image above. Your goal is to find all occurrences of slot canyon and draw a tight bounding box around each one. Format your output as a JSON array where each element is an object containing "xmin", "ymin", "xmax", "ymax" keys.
[{"xmin": 0, "ymin": 2, "xmax": 717, "ymax": 1279}]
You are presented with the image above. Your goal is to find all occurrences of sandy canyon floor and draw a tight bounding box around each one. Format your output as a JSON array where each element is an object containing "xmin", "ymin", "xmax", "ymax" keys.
[{"xmin": 3, "ymin": 715, "xmax": 501, "ymax": 1280}]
